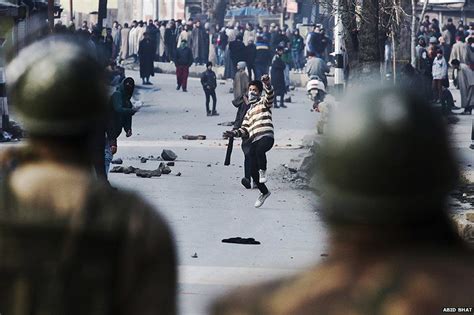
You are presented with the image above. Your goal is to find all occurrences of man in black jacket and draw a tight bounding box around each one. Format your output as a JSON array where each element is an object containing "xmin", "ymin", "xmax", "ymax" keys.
[
  {"xmin": 175, "ymin": 39, "xmax": 193, "ymax": 92},
  {"xmin": 229, "ymin": 35, "xmax": 246, "ymax": 77},
  {"xmin": 200, "ymin": 62, "xmax": 219, "ymax": 116},
  {"xmin": 246, "ymin": 39, "xmax": 257, "ymax": 80},
  {"xmin": 271, "ymin": 47, "xmax": 287, "ymax": 108},
  {"xmin": 164, "ymin": 20, "xmax": 178, "ymax": 62}
]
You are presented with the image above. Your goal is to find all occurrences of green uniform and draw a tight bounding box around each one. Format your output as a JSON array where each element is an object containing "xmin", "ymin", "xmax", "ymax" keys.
[{"xmin": 0, "ymin": 156, "xmax": 176, "ymax": 315}]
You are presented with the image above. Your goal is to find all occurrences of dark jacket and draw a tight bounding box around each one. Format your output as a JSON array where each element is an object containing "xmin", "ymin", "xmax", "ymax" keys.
[
  {"xmin": 107, "ymin": 78, "xmax": 135, "ymax": 141},
  {"xmin": 271, "ymin": 55, "xmax": 286, "ymax": 95},
  {"xmin": 164, "ymin": 27, "xmax": 178, "ymax": 47},
  {"xmin": 291, "ymin": 35, "xmax": 304, "ymax": 52},
  {"xmin": 229, "ymin": 40, "xmax": 246, "ymax": 66},
  {"xmin": 138, "ymin": 38, "xmax": 155, "ymax": 78},
  {"xmin": 200, "ymin": 69, "xmax": 217, "ymax": 90},
  {"xmin": 175, "ymin": 46, "xmax": 193, "ymax": 66},
  {"xmin": 217, "ymin": 31, "xmax": 228, "ymax": 50},
  {"xmin": 246, "ymin": 43, "xmax": 257, "ymax": 66},
  {"xmin": 255, "ymin": 43, "xmax": 272, "ymax": 68}
]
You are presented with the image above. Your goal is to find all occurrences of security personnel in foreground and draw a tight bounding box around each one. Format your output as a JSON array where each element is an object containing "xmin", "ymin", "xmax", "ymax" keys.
[
  {"xmin": 212, "ymin": 87, "xmax": 474, "ymax": 315},
  {"xmin": 0, "ymin": 36, "xmax": 176, "ymax": 315}
]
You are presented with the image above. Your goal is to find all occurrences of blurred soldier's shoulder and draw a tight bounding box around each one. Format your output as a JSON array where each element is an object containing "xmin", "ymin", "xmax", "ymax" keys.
[{"xmin": 212, "ymin": 251, "xmax": 474, "ymax": 315}]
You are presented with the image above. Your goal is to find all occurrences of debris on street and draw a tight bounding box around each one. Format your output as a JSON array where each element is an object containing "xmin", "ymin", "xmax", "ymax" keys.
[
  {"xmin": 111, "ymin": 158, "xmax": 123, "ymax": 165},
  {"xmin": 161, "ymin": 149, "xmax": 178, "ymax": 161},
  {"xmin": 221, "ymin": 237, "xmax": 261, "ymax": 245},
  {"xmin": 217, "ymin": 121, "xmax": 234, "ymax": 126},
  {"xmin": 182, "ymin": 135, "xmax": 207, "ymax": 140}
]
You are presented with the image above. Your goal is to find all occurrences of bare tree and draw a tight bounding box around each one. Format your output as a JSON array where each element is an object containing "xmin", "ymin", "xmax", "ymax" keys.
[
  {"xmin": 320, "ymin": 0, "xmax": 411, "ymax": 82},
  {"xmin": 209, "ymin": 0, "xmax": 228, "ymax": 29},
  {"xmin": 411, "ymin": 0, "xmax": 429, "ymax": 65}
]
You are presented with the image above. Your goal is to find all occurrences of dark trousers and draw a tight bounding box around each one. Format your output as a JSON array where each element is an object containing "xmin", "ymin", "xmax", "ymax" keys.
[
  {"xmin": 249, "ymin": 136, "xmax": 274, "ymax": 194},
  {"xmin": 204, "ymin": 89, "xmax": 217, "ymax": 113},
  {"xmin": 255, "ymin": 64, "xmax": 268, "ymax": 81},
  {"xmin": 176, "ymin": 65, "xmax": 189, "ymax": 90},
  {"xmin": 247, "ymin": 64, "xmax": 256, "ymax": 81},
  {"xmin": 274, "ymin": 93, "xmax": 284, "ymax": 107}
]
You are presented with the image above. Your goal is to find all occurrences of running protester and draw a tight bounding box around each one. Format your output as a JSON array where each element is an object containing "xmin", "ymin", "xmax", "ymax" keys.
[{"xmin": 224, "ymin": 75, "xmax": 275, "ymax": 208}]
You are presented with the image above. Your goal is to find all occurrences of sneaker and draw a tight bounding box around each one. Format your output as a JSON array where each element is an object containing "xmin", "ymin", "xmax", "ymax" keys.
[
  {"xmin": 241, "ymin": 177, "xmax": 251, "ymax": 189},
  {"xmin": 259, "ymin": 169, "xmax": 267, "ymax": 183},
  {"xmin": 176, "ymin": 85, "xmax": 181, "ymax": 90},
  {"xmin": 207, "ymin": 111, "xmax": 212, "ymax": 116},
  {"xmin": 212, "ymin": 111, "xmax": 220, "ymax": 116},
  {"xmin": 470, "ymin": 143, "xmax": 474, "ymax": 150},
  {"xmin": 254, "ymin": 191, "xmax": 271, "ymax": 208},
  {"xmin": 280, "ymin": 104, "xmax": 287, "ymax": 108},
  {"xmin": 183, "ymin": 89, "xmax": 188, "ymax": 92}
]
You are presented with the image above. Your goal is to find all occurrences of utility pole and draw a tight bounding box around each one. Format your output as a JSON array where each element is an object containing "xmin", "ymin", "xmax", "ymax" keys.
[
  {"xmin": 97, "ymin": 0, "xmax": 108, "ymax": 31},
  {"xmin": 48, "ymin": 0, "xmax": 54, "ymax": 31},
  {"xmin": 333, "ymin": 0, "xmax": 344, "ymax": 94}
]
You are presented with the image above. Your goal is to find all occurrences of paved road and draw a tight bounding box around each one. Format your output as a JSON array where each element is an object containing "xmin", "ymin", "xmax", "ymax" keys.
[{"xmin": 109, "ymin": 71, "xmax": 328, "ymax": 315}]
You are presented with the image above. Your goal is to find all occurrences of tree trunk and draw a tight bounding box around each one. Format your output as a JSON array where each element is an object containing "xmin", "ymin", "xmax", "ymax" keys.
[
  {"xmin": 210, "ymin": 0, "xmax": 227, "ymax": 29},
  {"xmin": 355, "ymin": 0, "xmax": 382, "ymax": 81}
]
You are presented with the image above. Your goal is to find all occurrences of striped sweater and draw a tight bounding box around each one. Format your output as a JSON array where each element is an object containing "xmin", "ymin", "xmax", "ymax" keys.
[{"xmin": 236, "ymin": 85, "xmax": 274, "ymax": 142}]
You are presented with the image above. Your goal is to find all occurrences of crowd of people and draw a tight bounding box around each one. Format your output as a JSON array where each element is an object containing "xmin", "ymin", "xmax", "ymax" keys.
[
  {"xmin": 54, "ymin": 18, "xmax": 332, "ymax": 88},
  {"xmin": 414, "ymin": 15, "xmax": 474, "ymax": 114}
]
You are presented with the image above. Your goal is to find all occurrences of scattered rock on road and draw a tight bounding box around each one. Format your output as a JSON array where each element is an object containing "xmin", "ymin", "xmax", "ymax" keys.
[
  {"xmin": 123, "ymin": 166, "xmax": 138, "ymax": 174},
  {"xmin": 176, "ymin": 172, "xmax": 182, "ymax": 176},
  {"xmin": 159, "ymin": 162, "xmax": 172, "ymax": 174},
  {"xmin": 182, "ymin": 135, "xmax": 206, "ymax": 140},
  {"xmin": 110, "ymin": 166, "xmax": 125, "ymax": 173},
  {"xmin": 161, "ymin": 149, "xmax": 177, "ymax": 161},
  {"xmin": 191, "ymin": 253, "xmax": 198, "ymax": 258},
  {"xmin": 111, "ymin": 158, "xmax": 123, "ymax": 165},
  {"xmin": 140, "ymin": 157, "xmax": 148, "ymax": 163},
  {"xmin": 136, "ymin": 169, "xmax": 153, "ymax": 178},
  {"xmin": 217, "ymin": 121, "xmax": 234, "ymax": 126}
]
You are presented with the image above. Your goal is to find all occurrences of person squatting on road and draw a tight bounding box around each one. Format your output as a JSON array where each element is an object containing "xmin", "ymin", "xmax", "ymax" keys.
[
  {"xmin": 200, "ymin": 62, "xmax": 219, "ymax": 116},
  {"xmin": 105, "ymin": 77, "xmax": 139, "ymax": 176},
  {"xmin": 1, "ymin": 36, "xmax": 177, "ymax": 315},
  {"xmin": 224, "ymin": 75, "xmax": 275, "ymax": 208},
  {"xmin": 232, "ymin": 61, "xmax": 252, "ymax": 188},
  {"xmin": 175, "ymin": 39, "xmax": 194, "ymax": 92}
]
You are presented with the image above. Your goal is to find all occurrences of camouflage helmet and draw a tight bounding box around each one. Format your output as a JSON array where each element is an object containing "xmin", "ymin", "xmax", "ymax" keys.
[
  {"xmin": 6, "ymin": 36, "xmax": 107, "ymax": 136},
  {"xmin": 318, "ymin": 87, "xmax": 458, "ymax": 225}
]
